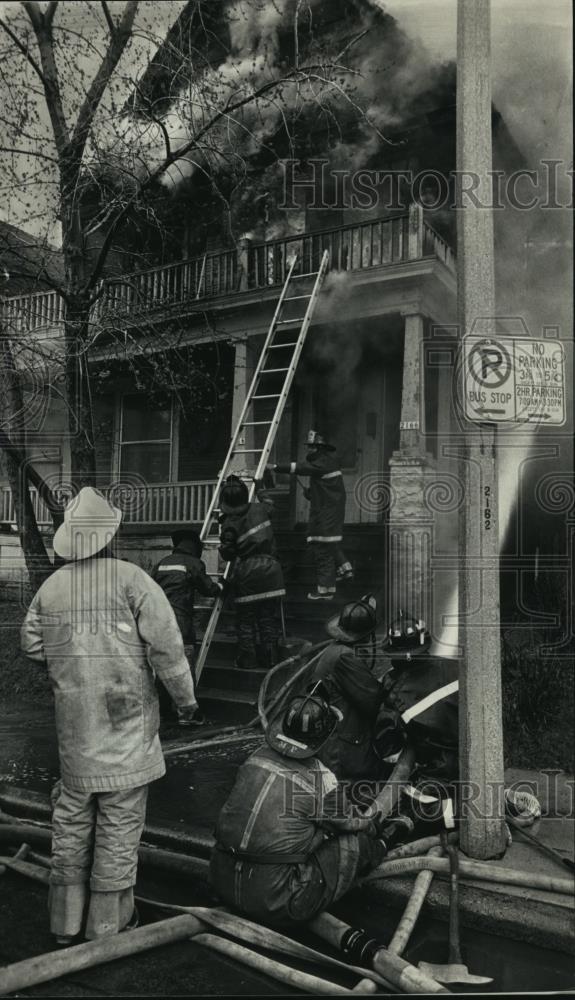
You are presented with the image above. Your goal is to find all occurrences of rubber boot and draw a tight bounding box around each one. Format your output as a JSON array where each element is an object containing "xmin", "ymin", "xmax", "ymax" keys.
[
  {"xmin": 85, "ymin": 888, "xmax": 135, "ymax": 940},
  {"xmin": 49, "ymin": 883, "xmax": 88, "ymax": 942}
]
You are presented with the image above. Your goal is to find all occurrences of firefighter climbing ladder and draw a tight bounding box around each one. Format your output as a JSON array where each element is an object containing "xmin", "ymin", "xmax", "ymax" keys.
[{"xmin": 195, "ymin": 249, "xmax": 330, "ymax": 680}]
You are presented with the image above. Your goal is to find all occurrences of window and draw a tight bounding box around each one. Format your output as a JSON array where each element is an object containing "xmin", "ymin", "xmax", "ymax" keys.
[{"xmin": 119, "ymin": 394, "xmax": 172, "ymax": 483}]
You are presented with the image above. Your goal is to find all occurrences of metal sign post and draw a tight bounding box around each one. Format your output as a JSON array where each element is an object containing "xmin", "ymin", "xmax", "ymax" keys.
[{"xmin": 456, "ymin": 0, "xmax": 507, "ymax": 859}]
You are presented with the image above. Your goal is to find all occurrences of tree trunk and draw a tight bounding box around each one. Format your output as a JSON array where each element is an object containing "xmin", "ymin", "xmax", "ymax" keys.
[
  {"xmin": 0, "ymin": 337, "xmax": 53, "ymax": 593},
  {"xmin": 0, "ymin": 449, "xmax": 53, "ymax": 593},
  {"xmin": 64, "ymin": 298, "xmax": 97, "ymax": 488}
]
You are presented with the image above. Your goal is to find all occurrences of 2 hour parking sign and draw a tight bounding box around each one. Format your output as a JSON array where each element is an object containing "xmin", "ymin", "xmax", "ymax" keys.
[{"xmin": 462, "ymin": 336, "xmax": 566, "ymax": 425}]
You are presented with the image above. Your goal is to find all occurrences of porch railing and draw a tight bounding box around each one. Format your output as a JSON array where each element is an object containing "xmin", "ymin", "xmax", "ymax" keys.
[
  {"xmin": 249, "ymin": 213, "xmax": 412, "ymax": 289},
  {"xmin": 423, "ymin": 223, "xmax": 456, "ymax": 272},
  {"xmin": 1, "ymin": 208, "xmax": 455, "ymax": 332},
  {"xmin": 95, "ymin": 249, "xmax": 238, "ymax": 321},
  {"xmin": 0, "ymin": 480, "xmax": 217, "ymax": 528},
  {"xmin": 1, "ymin": 289, "xmax": 66, "ymax": 335}
]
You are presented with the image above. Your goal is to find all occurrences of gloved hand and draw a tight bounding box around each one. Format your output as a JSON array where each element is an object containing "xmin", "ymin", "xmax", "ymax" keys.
[
  {"xmin": 377, "ymin": 815, "xmax": 415, "ymax": 852},
  {"xmin": 176, "ymin": 703, "xmax": 199, "ymax": 725}
]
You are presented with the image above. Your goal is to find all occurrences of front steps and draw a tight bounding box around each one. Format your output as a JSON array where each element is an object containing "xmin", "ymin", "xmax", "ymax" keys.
[{"xmin": 195, "ymin": 523, "xmax": 388, "ymax": 716}]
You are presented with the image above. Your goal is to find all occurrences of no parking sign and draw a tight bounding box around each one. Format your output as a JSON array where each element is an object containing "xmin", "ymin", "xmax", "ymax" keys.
[{"xmin": 462, "ymin": 336, "xmax": 565, "ymax": 424}]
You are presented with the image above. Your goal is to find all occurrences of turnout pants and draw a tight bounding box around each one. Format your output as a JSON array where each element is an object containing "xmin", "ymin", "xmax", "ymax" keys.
[
  {"xmin": 237, "ymin": 598, "xmax": 281, "ymax": 659},
  {"xmin": 311, "ymin": 542, "xmax": 351, "ymax": 592},
  {"xmin": 50, "ymin": 781, "xmax": 148, "ymax": 939},
  {"xmin": 210, "ymin": 832, "xmax": 385, "ymax": 929}
]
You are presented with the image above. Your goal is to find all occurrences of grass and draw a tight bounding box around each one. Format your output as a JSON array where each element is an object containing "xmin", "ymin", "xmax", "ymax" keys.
[
  {"xmin": 0, "ymin": 599, "xmax": 52, "ymax": 704},
  {"xmin": 502, "ymin": 633, "xmax": 574, "ymax": 772}
]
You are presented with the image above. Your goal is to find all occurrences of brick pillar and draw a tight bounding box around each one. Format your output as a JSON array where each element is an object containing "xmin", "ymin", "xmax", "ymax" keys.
[{"xmin": 388, "ymin": 311, "xmax": 434, "ymax": 624}]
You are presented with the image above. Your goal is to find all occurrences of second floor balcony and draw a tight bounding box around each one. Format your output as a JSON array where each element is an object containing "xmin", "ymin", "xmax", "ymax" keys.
[{"xmin": 1, "ymin": 205, "xmax": 455, "ymax": 336}]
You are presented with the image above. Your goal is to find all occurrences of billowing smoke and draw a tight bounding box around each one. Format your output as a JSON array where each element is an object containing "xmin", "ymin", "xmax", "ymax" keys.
[{"xmin": 110, "ymin": 0, "xmax": 456, "ymax": 206}]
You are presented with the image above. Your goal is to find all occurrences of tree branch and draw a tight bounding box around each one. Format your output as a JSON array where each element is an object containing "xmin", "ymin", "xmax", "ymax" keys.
[
  {"xmin": 24, "ymin": 2, "xmax": 70, "ymax": 155},
  {"xmin": 100, "ymin": 1, "xmax": 117, "ymax": 38},
  {"xmin": 0, "ymin": 14, "xmax": 48, "ymax": 89},
  {"xmin": 87, "ymin": 62, "xmax": 332, "ymax": 291},
  {"xmin": 71, "ymin": 0, "xmax": 139, "ymax": 159},
  {"xmin": 45, "ymin": 2, "xmax": 59, "ymax": 27}
]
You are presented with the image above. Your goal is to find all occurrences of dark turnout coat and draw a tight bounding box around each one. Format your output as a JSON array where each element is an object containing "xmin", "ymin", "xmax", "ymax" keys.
[
  {"xmin": 151, "ymin": 545, "xmax": 221, "ymax": 643},
  {"xmin": 219, "ymin": 497, "xmax": 285, "ymax": 604},
  {"xmin": 310, "ymin": 643, "xmax": 384, "ymax": 782},
  {"xmin": 276, "ymin": 448, "xmax": 345, "ymax": 543},
  {"xmin": 379, "ymin": 656, "xmax": 459, "ymax": 782},
  {"xmin": 210, "ymin": 744, "xmax": 379, "ymax": 927}
]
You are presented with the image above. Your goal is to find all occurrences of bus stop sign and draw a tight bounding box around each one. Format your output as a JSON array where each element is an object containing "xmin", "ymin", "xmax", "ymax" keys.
[{"xmin": 462, "ymin": 336, "xmax": 565, "ymax": 424}]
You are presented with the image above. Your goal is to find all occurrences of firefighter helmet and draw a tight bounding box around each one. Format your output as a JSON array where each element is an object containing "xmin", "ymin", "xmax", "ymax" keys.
[
  {"xmin": 384, "ymin": 612, "xmax": 431, "ymax": 659},
  {"xmin": 171, "ymin": 529, "xmax": 203, "ymax": 555},
  {"xmin": 305, "ymin": 429, "xmax": 336, "ymax": 452},
  {"xmin": 266, "ymin": 693, "xmax": 342, "ymax": 759},
  {"xmin": 326, "ymin": 594, "xmax": 377, "ymax": 643},
  {"xmin": 220, "ymin": 475, "xmax": 249, "ymax": 511}
]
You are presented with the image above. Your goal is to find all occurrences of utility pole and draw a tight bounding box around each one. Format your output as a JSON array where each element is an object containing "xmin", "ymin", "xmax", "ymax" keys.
[{"xmin": 456, "ymin": 0, "xmax": 507, "ymax": 859}]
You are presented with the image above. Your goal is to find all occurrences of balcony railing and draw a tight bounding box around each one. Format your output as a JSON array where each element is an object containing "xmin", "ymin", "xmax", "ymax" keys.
[
  {"xmin": 1, "ymin": 207, "xmax": 454, "ymax": 333},
  {"xmin": 1, "ymin": 480, "xmax": 217, "ymax": 528}
]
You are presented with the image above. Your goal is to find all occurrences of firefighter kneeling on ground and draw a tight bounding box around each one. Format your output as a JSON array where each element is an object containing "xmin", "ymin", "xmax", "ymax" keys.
[
  {"xmin": 271, "ymin": 429, "xmax": 353, "ymax": 601},
  {"xmin": 219, "ymin": 475, "xmax": 286, "ymax": 671},
  {"xmin": 210, "ymin": 692, "xmax": 411, "ymax": 928},
  {"xmin": 374, "ymin": 613, "xmax": 460, "ymax": 833},
  {"xmin": 308, "ymin": 594, "xmax": 384, "ymax": 789},
  {"xmin": 373, "ymin": 613, "xmax": 543, "ymax": 836}
]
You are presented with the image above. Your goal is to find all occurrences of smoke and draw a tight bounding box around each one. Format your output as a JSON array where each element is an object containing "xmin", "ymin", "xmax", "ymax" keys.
[
  {"xmin": 110, "ymin": 0, "xmax": 457, "ymax": 204},
  {"xmin": 400, "ymin": 3, "xmax": 574, "ymax": 655}
]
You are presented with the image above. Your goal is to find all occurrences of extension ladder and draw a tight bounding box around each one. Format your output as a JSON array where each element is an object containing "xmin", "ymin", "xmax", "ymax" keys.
[{"xmin": 195, "ymin": 249, "xmax": 330, "ymax": 680}]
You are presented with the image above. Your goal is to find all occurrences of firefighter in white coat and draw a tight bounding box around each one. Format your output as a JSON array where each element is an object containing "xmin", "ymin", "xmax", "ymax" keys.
[{"xmin": 21, "ymin": 487, "xmax": 197, "ymax": 943}]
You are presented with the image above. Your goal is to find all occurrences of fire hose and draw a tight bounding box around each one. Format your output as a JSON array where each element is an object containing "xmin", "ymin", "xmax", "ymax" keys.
[{"xmin": 361, "ymin": 854, "xmax": 575, "ymax": 895}]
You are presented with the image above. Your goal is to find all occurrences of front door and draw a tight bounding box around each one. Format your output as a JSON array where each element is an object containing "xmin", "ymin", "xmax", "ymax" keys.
[{"xmin": 294, "ymin": 366, "xmax": 386, "ymax": 525}]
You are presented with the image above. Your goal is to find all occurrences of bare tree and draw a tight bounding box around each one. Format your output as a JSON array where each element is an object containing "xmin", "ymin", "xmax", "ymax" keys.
[{"xmin": 0, "ymin": 0, "xmax": 415, "ymax": 579}]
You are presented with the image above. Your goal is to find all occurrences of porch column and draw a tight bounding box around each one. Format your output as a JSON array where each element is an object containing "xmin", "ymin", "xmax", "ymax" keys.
[
  {"xmin": 388, "ymin": 310, "xmax": 434, "ymax": 624},
  {"xmin": 398, "ymin": 312, "xmax": 425, "ymax": 454},
  {"xmin": 228, "ymin": 336, "xmax": 256, "ymax": 477},
  {"xmin": 237, "ymin": 235, "xmax": 253, "ymax": 292},
  {"xmin": 408, "ymin": 201, "xmax": 424, "ymax": 260}
]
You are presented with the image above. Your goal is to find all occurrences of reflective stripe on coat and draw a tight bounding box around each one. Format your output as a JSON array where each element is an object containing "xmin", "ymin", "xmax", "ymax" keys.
[
  {"xmin": 219, "ymin": 500, "xmax": 285, "ymax": 603},
  {"xmin": 276, "ymin": 449, "xmax": 346, "ymax": 542},
  {"xmin": 151, "ymin": 550, "xmax": 220, "ymax": 641},
  {"xmin": 379, "ymin": 655, "xmax": 460, "ymax": 782},
  {"xmin": 210, "ymin": 744, "xmax": 379, "ymax": 926}
]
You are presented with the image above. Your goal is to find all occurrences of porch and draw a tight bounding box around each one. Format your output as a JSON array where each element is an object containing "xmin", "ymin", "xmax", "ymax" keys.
[
  {"xmin": 0, "ymin": 481, "xmax": 217, "ymax": 530},
  {"xmin": 0, "ymin": 205, "xmax": 455, "ymax": 334}
]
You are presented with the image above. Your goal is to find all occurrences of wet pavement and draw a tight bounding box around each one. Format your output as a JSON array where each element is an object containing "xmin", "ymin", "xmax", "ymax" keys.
[
  {"xmin": 1, "ymin": 704, "xmax": 574, "ymax": 995},
  {"xmin": 0, "ymin": 703, "xmax": 263, "ymax": 834}
]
